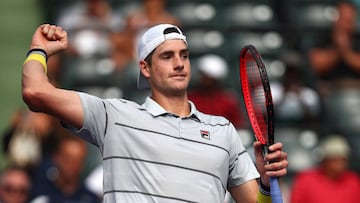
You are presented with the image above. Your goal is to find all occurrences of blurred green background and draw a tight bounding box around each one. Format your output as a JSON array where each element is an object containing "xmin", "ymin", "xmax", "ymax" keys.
[{"xmin": 0, "ymin": 0, "xmax": 41, "ymax": 164}]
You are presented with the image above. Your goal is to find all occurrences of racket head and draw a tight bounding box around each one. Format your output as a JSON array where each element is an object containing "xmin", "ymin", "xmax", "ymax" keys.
[{"xmin": 239, "ymin": 45, "xmax": 274, "ymax": 146}]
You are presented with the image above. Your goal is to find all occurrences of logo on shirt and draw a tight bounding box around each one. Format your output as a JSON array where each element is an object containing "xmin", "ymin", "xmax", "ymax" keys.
[{"xmin": 200, "ymin": 130, "xmax": 210, "ymax": 140}]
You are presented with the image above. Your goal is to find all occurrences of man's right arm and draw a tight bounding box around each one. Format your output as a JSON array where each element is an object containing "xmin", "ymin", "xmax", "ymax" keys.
[{"xmin": 22, "ymin": 24, "xmax": 83, "ymax": 129}]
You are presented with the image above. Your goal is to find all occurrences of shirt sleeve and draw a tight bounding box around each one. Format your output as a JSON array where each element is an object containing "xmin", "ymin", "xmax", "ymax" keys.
[
  {"xmin": 64, "ymin": 92, "xmax": 107, "ymax": 152},
  {"xmin": 227, "ymin": 126, "xmax": 260, "ymax": 188}
]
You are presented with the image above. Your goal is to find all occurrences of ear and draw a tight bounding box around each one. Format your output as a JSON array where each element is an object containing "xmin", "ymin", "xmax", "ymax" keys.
[{"xmin": 139, "ymin": 61, "xmax": 151, "ymax": 78}]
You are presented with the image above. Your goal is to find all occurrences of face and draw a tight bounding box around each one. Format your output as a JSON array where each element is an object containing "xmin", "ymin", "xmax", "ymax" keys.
[
  {"xmin": 335, "ymin": 3, "xmax": 357, "ymax": 34},
  {"xmin": 141, "ymin": 40, "xmax": 191, "ymax": 96},
  {"xmin": 54, "ymin": 139, "xmax": 87, "ymax": 182},
  {"xmin": 87, "ymin": 0, "xmax": 109, "ymax": 17},
  {"xmin": 322, "ymin": 156, "xmax": 349, "ymax": 178},
  {"xmin": 199, "ymin": 73, "xmax": 219, "ymax": 88},
  {"xmin": 0, "ymin": 170, "xmax": 30, "ymax": 203}
]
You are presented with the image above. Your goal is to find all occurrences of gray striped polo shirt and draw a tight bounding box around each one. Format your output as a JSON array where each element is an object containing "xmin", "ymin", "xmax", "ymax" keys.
[{"xmin": 68, "ymin": 92, "xmax": 259, "ymax": 203}]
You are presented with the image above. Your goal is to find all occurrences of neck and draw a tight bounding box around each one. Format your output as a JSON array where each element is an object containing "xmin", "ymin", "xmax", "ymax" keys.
[
  {"xmin": 55, "ymin": 175, "xmax": 79, "ymax": 195},
  {"xmin": 320, "ymin": 165, "xmax": 344, "ymax": 180},
  {"xmin": 151, "ymin": 93, "xmax": 190, "ymax": 117}
]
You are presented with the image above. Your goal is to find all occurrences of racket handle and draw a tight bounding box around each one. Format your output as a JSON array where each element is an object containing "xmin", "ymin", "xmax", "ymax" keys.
[{"xmin": 270, "ymin": 177, "xmax": 283, "ymax": 203}]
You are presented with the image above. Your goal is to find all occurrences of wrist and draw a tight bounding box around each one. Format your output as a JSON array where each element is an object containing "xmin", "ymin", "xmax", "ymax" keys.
[
  {"xmin": 257, "ymin": 179, "xmax": 271, "ymax": 203},
  {"xmin": 259, "ymin": 179, "xmax": 270, "ymax": 196},
  {"xmin": 24, "ymin": 49, "xmax": 48, "ymax": 73},
  {"xmin": 26, "ymin": 48, "xmax": 48, "ymax": 60},
  {"xmin": 29, "ymin": 45, "xmax": 47, "ymax": 53}
]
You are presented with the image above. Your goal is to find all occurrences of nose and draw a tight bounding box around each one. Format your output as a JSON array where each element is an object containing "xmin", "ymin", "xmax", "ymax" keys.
[{"xmin": 173, "ymin": 55, "xmax": 184, "ymax": 71}]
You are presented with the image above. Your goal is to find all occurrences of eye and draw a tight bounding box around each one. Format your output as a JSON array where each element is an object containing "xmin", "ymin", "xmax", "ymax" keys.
[
  {"xmin": 181, "ymin": 52, "xmax": 189, "ymax": 59},
  {"xmin": 163, "ymin": 54, "xmax": 171, "ymax": 60},
  {"xmin": 160, "ymin": 52, "xmax": 172, "ymax": 60}
]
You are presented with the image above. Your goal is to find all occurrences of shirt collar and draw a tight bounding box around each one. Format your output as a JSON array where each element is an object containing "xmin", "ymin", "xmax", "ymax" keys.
[{"xmin": 139, "ymin": 96, "xmax": 201, "ymax": 121}]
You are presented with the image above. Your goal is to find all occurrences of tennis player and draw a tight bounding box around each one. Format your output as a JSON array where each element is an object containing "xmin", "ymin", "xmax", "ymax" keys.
[{"xmin": 22, "ymin": 23, "xmax": 288, "ymax": 203}]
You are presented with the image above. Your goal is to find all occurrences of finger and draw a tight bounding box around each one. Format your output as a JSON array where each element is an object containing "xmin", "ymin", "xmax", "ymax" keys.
[
  {"xmin": 265, "ymin": 150, "xmax": 284, "ymax": 162},
  {"xmin": 265, "ymin": 159, "xmax": 288, "ymax": 171},
  {"xmin": 266, "ymin": 168, "xmax": 287, "ymax": 177},
  {"xmin": 253, "ymin": 141, "xmax": 265, "ymax": 160},
  {"xmin": 58, "ymin": 29, "xmax": 67, "ymax": 41},
  {"xmin": 53, "ymin": 26, "xmax": 64, "ymax": 40},
  {"xmin": 253, "ymin": 141, "xmax": 263, "ymax": 153},
  {"xmin": 264, "ymin": 163, "xmax": 288, "ymax": 178},
  {"xmin": 47, "ymin": 25, "xmax": 56, "ymax": 40},
  {"xmin": 41, "ymin": 24, "xmax": 51, "ymax": 35},
  {"xmin": 268, "ymin": 142, "xmax": 283, "ymax": 152},
  {"xmin": 55, "ymin": 28, "xmax": 68, "ymax": 49}
]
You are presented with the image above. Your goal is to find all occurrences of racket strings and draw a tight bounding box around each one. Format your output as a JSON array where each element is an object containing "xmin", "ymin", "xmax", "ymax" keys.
[{"xmin": 244, "ymin": 54, "xmax": 269, "ymax": 143}]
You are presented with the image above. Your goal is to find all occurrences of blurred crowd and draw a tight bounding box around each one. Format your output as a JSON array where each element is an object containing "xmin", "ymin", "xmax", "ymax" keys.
[{"xmin": 1, "ymin": 0, "xmax": 360, "ymax": 202}]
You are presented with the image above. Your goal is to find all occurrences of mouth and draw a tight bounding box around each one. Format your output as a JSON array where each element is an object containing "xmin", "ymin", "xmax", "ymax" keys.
[{"xmin": 170, "ymin": 73, "xmax": 187, "ymax": 80}]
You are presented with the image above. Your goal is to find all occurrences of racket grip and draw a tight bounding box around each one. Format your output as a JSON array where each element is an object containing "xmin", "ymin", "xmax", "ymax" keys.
[{"xmin": 270, "ymin": 177, "xmax": 283, "ymax": 203}]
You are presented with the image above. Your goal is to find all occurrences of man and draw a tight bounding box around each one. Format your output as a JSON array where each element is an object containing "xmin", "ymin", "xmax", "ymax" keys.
[
  {"xmin": 309, "ymin": 1, "xmax": 360, "ymax": 82},
  {"xmin": 307, "ymin": 1, "xmax": 360, "ymax": 131},
  {"xmin": 22, "ymin": 23, "xmax": 288, "ymax": 202},
  {"xmin": 188, "ymin": 54, "xmax": 245, "ymax": 129},
  {"xmin": 30, "ymin": 135, "xmax": 100, "ymax": 203},
  {"xmin": 0, "ymin": 166, "xmax": 31, "ymax": 203},
  {"xmin": 290, "ymin": 134, "xmax": 360, "ymax": 203}
]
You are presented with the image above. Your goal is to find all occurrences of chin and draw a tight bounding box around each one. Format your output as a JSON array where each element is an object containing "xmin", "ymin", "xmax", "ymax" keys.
[{"xmin": 170, "ymin": 85, "xmax": 188, "ymax": 95}]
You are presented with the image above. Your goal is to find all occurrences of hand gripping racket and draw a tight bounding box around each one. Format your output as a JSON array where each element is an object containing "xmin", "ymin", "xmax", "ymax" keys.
[{"xmin": 239, "ymin": 45, "xmax": 283, "ymax": 203}]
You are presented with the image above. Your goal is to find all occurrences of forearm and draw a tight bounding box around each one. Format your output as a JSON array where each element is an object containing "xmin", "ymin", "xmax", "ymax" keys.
[
  {"xmin": 22, "ymin": 50, "xmax": 56, "ymax": 112},
  {"xmin": 339, "ymin": 47, "xmax": 360, "ymax": 72},
  {"xmin": 333, "ymin": 31, "xmax": 360, "ymax": 72},
  {"xmin": 21, "ymin": 24, "xmax": 84, "ymax": 129},
  {"xmin": 309, "ymin": 49, "xmax": 338, "ymax": 74},
  {"xmin": 229, "ymin": 180, "xmax": 272, "ymax": 203},
  {"xmin": 229, "ymin": 180, "xmax": 258, "ymax": 203}
]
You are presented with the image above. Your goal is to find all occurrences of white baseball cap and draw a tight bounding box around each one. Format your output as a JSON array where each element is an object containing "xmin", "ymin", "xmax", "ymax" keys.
[
  {"xmin": 318, "ymin": 135, "xmax": 350, "ymax": 160},
  {"xmin": 137, "ymin": 24, "xmax": 187, "ymax": 89}
]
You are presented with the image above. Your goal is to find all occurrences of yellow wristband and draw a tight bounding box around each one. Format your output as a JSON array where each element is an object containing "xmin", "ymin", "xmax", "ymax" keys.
[
  {"xmin": 257, "ymin": 190, "xmax": 272, "ymax": 203},
  {"xmin": 24, "ymin": 53, "xmax": 47, "ymax": 73}
]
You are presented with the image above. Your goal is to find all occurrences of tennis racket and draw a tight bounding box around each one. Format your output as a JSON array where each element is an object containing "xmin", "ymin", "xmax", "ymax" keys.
[{"xmin": 239, "ymin": 45, "xmax": 283, "ymax": 203}]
